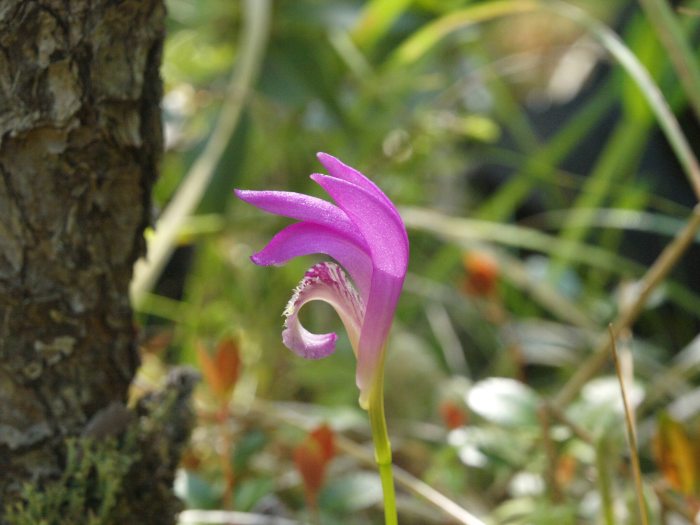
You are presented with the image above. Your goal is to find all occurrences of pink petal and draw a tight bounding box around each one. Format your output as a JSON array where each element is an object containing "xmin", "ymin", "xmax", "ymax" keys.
[
  {"xmin": 316, "ymin": 153, "xmax": 395, "ymax": 210},
  {"xmin": 283, "ymin": 328, "xmax": 338, "ymax": 361},
  {"xmin": 282, "ymin": 262, "xmax": 365, "ymax": 360},
  {"xmin": 251, "ymin": 222, "xmax": 372, "ymax": 296},
  {"xmin": 309, "ymin": 174, "xmax": 409, "ymax": 406},
  {"xmin": 234, "ymin": 189, "xmax": 367, "ymax": 248},
  {"xmin": 355, "ymin": 272, "xmax": 405, "ymax": 408},
  {"xmin": 310, "ymin": 174, "xmax": 408, "ymax": 277}
]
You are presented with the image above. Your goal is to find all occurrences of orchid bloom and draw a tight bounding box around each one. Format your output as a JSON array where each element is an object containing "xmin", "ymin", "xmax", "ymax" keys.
[{"xmin": 235, "ymin": 153, "xmax": 408, "ymax": 408}]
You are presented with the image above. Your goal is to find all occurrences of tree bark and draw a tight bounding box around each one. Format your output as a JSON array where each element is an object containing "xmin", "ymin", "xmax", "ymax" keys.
[{"xmin": 0, "ymin": 1, "xmax": 185, "ymax": 523}]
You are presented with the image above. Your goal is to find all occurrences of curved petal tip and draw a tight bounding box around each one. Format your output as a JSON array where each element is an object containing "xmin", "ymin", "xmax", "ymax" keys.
[
  {"xmin": 249, "ymin": 253, "xmax": 270, "ymax": 266},
  {"xmin": 233, "ymin": 188, "xmax": 249, "ymax": 199},
  {"xmin": 282, "ymin": 327, "xmax": 338, "ymax": 360},
  {"xmin": 281, "ymin": 262, "xmax": 364, "ymax": 361}
]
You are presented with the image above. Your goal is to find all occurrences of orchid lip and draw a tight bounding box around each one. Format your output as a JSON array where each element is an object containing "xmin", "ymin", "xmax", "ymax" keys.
[{"xmin": 282, "ymin": 262, "xmax": 364, "ymax": 360}]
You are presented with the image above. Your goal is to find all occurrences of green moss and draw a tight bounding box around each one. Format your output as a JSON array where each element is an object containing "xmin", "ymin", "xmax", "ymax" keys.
[{"xmin": 5, "ymin": 433, "xmax": 139, "ymax": 525}]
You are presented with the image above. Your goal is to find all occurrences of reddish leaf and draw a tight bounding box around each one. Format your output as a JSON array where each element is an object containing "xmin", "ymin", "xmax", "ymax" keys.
[
  {"xmin": 215, "ymin": 337, "xmax": 242, "ymax": 394},
  {"xmin": 653, "ymin": 412, "xmax": 697, "ymax": 495},
  {"xmin": 294, "ymin": 439, "xmax": 325, "ymax": 498},
  {"xmin": 310, "ymin": 424, "xmax": 335, "ymax": 462},
  {"xmin": 462, "ymin": 251, "xmax": 499, "ymax": 297},
  {"xmin": 294, "ymin": 424, "xmax": 336, "ymax": 506},
  {"xmin": 555, "ymin": 454, "xmax": 577, "ymax": 489},
  {"xmin": 439, "ymin": 400, "xmax": 468, "ymax": 430},
  {"xmin": 196, "ymin": 337, "xmax": 242, "ymax": 402}
]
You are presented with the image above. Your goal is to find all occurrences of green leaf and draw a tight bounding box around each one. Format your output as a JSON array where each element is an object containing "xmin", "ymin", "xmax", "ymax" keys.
[
  {"xmin": 174, "ymin": 469, "xmax": 223, "ymax": 509},
  {"xmin": 319, "ymin": 472, "xmax": 383, "ymax": 513},
  {"xmin": 467, "ymin": 377, "xmax": 539, "ymax": 427},
  {"xmin": 352, "ymin": 0, "xmax": 414, "ymax": 49},
  {"xmin": 493, "ymin": 496, "xmax": 578, "ymax": 525},
  {"xmin": 389, "ymin": 1, "xmax": 538, "ymax": 66},
  {"xmin": 233, "ymin": 478, "xmax": 275, "ymax": 512},
  {"xmin": 232, "ymin": 429, "xmax": 269, "ymax": 473}
]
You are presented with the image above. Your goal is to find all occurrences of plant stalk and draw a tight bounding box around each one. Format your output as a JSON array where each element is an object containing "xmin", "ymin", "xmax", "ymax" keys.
[{"xmin": 368, "ymin": 371, "xmax": 398, "ymax": 525}]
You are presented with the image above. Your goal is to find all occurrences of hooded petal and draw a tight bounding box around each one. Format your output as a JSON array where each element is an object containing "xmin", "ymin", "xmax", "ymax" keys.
[
  {"xmin": 310, "ymin": 173, "xmax": 409, "ymax": 406},
  {"xmin": 234, "ymin": 189, "xmax": 367, "ymax": 248},
  {"xmin": 316, "ymin": 153, "xmax": 396, "ymax": 213},
  {"xmin": 355, "ymin": 272, "xmax": 404, "ymax": 407},
  {"xmin": 283, "ymin": 262, "xmax": 365, "ymax": 359},
  {"xmin": 310, "ymin": 174, "xmax": 408, "ymax": 276},
  {"xmin": 251, "ymin": 222, "xmax": 372, "ymax": 296}
]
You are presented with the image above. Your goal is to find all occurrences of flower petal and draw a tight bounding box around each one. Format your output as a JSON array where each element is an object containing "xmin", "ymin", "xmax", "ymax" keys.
[
  {"xmin": 355, "ymin": 272, "xmax": 404, "ymax": 408},
  {"xmin": 310, "ymin": 174, "xmax": 408, "ymax": 277},
  {"xmin": 251, "ymin": 222, "xmax": 372, "ymax": 296},
  {"xmin": 316, "ymin": 153, "xmax": 395, "ymax": 211},
  {"xmin": 309, "ymin": 174, "xmax": 409, "ymax": 407},
  {"xmin": 234, "ymin": 189, "xmax": 367, "ymax": 247},
  {"xmin": 283, "ymin": 262, "xmax": 365, "ymax": 360}
]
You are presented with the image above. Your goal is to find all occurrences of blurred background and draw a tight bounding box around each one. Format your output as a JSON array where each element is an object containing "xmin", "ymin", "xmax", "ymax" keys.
[{"xmin": 133, "ymin": 0, "xmax": 700, "ymax": 523}]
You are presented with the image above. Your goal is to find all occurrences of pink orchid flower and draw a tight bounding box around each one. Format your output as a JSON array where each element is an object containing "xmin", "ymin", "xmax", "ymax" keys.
[{"xmin": 235, "ymin": 153, "xmax": 409, "ymax": 408}]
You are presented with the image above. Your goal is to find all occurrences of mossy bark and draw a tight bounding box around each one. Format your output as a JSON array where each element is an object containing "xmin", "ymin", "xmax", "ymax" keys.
[{"xmin": 0, "ymin": 1, "xmax": 182, "ymax": 523}]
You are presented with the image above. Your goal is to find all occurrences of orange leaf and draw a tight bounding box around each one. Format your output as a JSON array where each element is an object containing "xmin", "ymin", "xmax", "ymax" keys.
[
  {"xmin": 653, "ymin": 412, "xmax": 697, "ymax": 495},
  {"xmin": 310, "ymin": 424, "xmax": 335, "ymax": 463},
  {"xmin": 462, "ymin": 251, "xmax": 499, "ymax": 297},
  {"xmin": 555, "ymin": 454, "xmax": 577, "ymax": 488},
  {"xmin": 294, "ymin": 438, "xmax": 326, "ymax": 501},
  {"xmin": 439, "ymin": 400, "xmax": 468, "ymax": 430},
  {"xmin": 294, "ymin": 425, "xmax": 336, "ymax": 505},
  {"xmin": 196, "ymin": 338, "xmax": 241, "ymax": 402},
  {"xmin": 215, "ymin": 337, "xmax": 241, "ymax": 394}
]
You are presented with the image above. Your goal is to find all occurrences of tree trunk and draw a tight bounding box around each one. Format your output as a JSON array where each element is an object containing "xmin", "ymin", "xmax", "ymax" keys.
[{"xmin": 0, "ymin": 2, "xmax": 188, "ymax": 523}]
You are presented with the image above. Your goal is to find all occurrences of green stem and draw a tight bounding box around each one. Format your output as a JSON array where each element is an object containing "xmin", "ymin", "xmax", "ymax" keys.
[
  {"xmin": 595, "ymin": 434, "xmax": 617, "ymax": 525},
  {"xmin": 544, "ymin": 0, "xmax": 700, "ymax": 200},
  {"xmin": 637, "ymin": 0, "xmax": 700, "ymax": 124},
  {"xmin": 368, "ymin": 372, "xmax": 398, "ymax": 525}
]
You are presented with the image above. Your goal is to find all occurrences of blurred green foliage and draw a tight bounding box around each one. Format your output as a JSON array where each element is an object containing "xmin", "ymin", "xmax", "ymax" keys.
[{"xmin": 137, "ymin": 0, "xmax": 700, "ymax": 522}]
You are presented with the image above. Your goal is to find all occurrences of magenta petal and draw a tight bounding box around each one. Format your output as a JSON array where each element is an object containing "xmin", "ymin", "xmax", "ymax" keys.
[
  {"xmin": 310, "ymin": 174, "xmax": 408, "ymax": 277},
  {"xmin": 234, "ymin": 189, "xmax": 367, "ymax": 247},
  {"xmin": 310, "ymin": 174, "xmax": 408, "ymax": 406},
  {"xmin": 282, "ymin": 328, "xmax": 338, "ymax": 360},
  {"xmin": 316, "ymin": 153, "xmax": 395, "ymax": 210},
  {"xmin": 251, "ymin": 222, "xmax": 372, "ymax": 296},
  {"xmin": 355, "ymin": 272, "xmax": 404, "ymax": 407}
]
